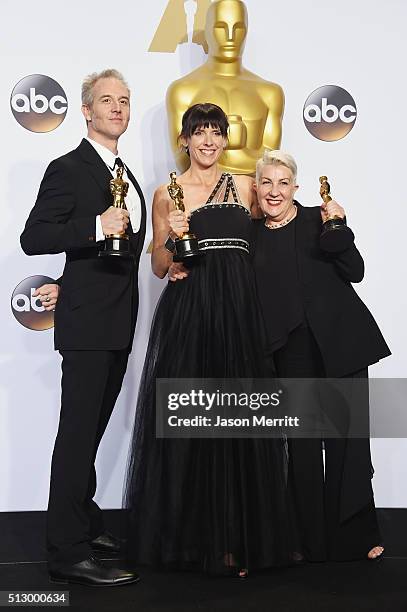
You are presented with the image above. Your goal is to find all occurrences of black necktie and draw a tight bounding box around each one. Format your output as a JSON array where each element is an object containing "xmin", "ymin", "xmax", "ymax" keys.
[{"xmin": 113, "ymin": 157, "xmax": 124, "ymax": 170}]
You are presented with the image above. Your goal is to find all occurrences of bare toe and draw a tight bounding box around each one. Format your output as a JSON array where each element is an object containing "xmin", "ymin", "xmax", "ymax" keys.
[{"xmin": 368, "ymin": 545, "xmax": 384, "ymax": 559}]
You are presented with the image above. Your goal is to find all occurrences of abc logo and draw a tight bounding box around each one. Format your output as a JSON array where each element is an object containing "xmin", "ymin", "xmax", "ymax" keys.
[
  {"xmin": 10, "ymin": 74, "xmax": 68, "ymax": 133},
  {"xmin": 11, "ymin": 275, "xmax": 55, "ymax": 331},
  {"xmin": 303, "ymin": 85, "xmax": 357, "ymax": 142}
]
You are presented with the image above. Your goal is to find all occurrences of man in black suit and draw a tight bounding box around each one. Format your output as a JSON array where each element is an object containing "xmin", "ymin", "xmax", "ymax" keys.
[{"xmin": 20, "ymin": 69, "xmax": 146, "ymax": 586}]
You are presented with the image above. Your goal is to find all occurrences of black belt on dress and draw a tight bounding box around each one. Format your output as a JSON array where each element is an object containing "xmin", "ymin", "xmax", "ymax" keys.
[{"xmin": 197, "ymin": 238, "xmax": 249, "ymax": 253}]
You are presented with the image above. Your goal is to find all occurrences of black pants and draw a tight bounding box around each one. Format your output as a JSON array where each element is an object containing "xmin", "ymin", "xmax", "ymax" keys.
[
  {"xmin": 47, "ymin": 349, "xmax": 129, "ymax": 570},
  {"xmin": 274, "ymin": 325, "xmax": 381, "ymax": 561}
]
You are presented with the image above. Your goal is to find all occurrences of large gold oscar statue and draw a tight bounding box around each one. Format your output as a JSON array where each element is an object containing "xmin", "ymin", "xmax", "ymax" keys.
[{"xmin": 166, "ymin": 0, "xmax": 285, "ymax": 175}]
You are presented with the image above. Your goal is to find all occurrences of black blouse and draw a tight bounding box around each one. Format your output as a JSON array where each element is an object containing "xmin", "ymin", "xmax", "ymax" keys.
[{"xmin": 252, "ymin": 216, "xmax": 304, "ymax": 352}]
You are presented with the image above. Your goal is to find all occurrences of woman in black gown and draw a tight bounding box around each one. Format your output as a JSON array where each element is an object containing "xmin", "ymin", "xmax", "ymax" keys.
[
  {"xmin": 124, "ymin": 105, "xmax": 297, "ymax": 575},
  {"xmin": 251, "ymin": 149, "xmax": 391, "ymax": 562}
]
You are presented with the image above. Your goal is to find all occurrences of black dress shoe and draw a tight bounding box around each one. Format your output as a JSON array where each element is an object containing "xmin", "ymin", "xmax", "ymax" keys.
[
  {"xmin": 237, "ymin": 568, "xmax": 249, "ymax": 580},
  {"xmin": 49, "ymin": 557, "xmax": 139, "ymax": 587},
  {"xmin": 91, "ymin": 532, "xmax": 123, "ymax": 554}
]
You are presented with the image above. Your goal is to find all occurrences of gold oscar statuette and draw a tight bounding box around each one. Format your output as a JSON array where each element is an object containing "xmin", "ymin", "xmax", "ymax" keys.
[
  {"xmin": 99, "ymin": 165, "xmax": 132, "ymax": 258},
  {"xmin": 319, "ymin": 176, "xmax": 354, "ymax": 253},
  {"xmin": 166, "ymin": 0, "xmax": 285, "ymax": 175},
  {"xmin": 167, "ymin": 171, "xmax": 201, "ymax": 261}
]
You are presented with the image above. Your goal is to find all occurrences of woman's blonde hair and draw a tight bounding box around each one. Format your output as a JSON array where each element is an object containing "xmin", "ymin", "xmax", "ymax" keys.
[{"xmin": 256, "ymin": 149, "xmax": 297, "ymax": 184}]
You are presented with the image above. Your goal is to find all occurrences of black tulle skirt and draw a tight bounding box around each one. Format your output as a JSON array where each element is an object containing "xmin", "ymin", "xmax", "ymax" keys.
[{"xmin": 124, "ymin": 251, "xmax": 297, "ymax": 573}]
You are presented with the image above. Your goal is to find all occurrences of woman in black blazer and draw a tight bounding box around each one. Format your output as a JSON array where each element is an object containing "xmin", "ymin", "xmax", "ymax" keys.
[{"xmin": 252, "ymin": 150, "xmax": 390, "ymax": 562}]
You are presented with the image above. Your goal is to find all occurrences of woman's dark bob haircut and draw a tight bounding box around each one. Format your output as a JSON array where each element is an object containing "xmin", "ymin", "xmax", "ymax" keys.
[{"xmin": 179, "ymin": 103, "xmax": 229, "ymax": 141}]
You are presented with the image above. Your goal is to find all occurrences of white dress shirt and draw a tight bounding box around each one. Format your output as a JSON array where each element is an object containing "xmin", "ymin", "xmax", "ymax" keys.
[{"xmin": 85, "ymin": 137, "xmax": 141, "ymax": 240}]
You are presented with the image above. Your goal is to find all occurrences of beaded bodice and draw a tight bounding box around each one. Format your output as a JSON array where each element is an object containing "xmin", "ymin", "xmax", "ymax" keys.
[{"xmin": 188, "ymin": 173, "xmax": 251, "ymax": 253}]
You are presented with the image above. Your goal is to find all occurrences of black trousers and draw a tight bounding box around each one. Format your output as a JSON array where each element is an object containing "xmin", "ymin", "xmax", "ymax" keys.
[
  {"xmin": 274, "ymin": 325, "xmax": 381, "ymax": 562},
  {"xmin": 47, "ymin": 349, "xmax": 129, "ymax": 569}
]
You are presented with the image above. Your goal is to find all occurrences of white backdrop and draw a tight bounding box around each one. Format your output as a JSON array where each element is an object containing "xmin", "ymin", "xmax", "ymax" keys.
[{"xmin": 1, "ymin": 0, "xmax": 406, "ymax": 511}]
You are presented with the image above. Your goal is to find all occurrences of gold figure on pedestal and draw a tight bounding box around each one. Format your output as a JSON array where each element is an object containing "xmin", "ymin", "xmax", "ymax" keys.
[
  {"xmin": 166, "ymin": 0, "xmax": 285, "ymax": 175},
  {"xmin": 99, "ymin": 166, "xmax": 132, "ymax": 258},
  {"xmin": 167, "ymin": 172, "xmax": 200, "ymax": 261},
  {"xmin": 167, "ymin": 171, "xmax": 185, "ymax": 209},
  {"xmin": 110, "ymin": 166, "xmax": 129, "ymax": 208},
  {"xmin": 319, "ymin": 175, "xmax": 354, "ymax": 253}
]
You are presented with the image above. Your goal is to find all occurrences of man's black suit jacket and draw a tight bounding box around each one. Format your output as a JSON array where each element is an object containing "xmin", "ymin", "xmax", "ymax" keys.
[
  {"xmin": 21, "ymin": 138, "xmax": 146, "ymax": 351},
  {"xmin": 253, "ymin": 202, "xmax": 390, "ymax": 377}
]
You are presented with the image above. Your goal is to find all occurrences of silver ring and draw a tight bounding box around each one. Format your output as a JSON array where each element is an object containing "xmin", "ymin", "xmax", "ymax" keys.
[{"xmin": 45, "ymin": 296, "xmax": 51, "ymax": 302}]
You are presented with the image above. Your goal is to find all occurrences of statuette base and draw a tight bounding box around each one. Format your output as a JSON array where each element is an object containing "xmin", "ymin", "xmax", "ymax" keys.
[
  {"xmin": 173, "ymin": 234, "xmax": 201, "ymax": 262},
  {"xmin": 320, "ymin": 220, "xmax": 354, "ymax": 253},
  {"xmin": 99, "ymin": 236, "xmax": 133, "ymax": 258}
]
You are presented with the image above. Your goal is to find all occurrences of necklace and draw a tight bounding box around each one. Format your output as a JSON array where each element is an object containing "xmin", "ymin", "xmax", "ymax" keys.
[{"xmin": 264, "ymin": 205, "xmax": 297, "ymax": 230}]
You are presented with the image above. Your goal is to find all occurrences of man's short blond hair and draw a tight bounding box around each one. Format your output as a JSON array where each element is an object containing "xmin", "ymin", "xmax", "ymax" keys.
[
  {"xmin": 256, "ymin": 149, "xmax": 298, "ymax": 184},
  {"xmin": 81, "ymin": 69, "xmax": 129, "ymax": 107}
]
